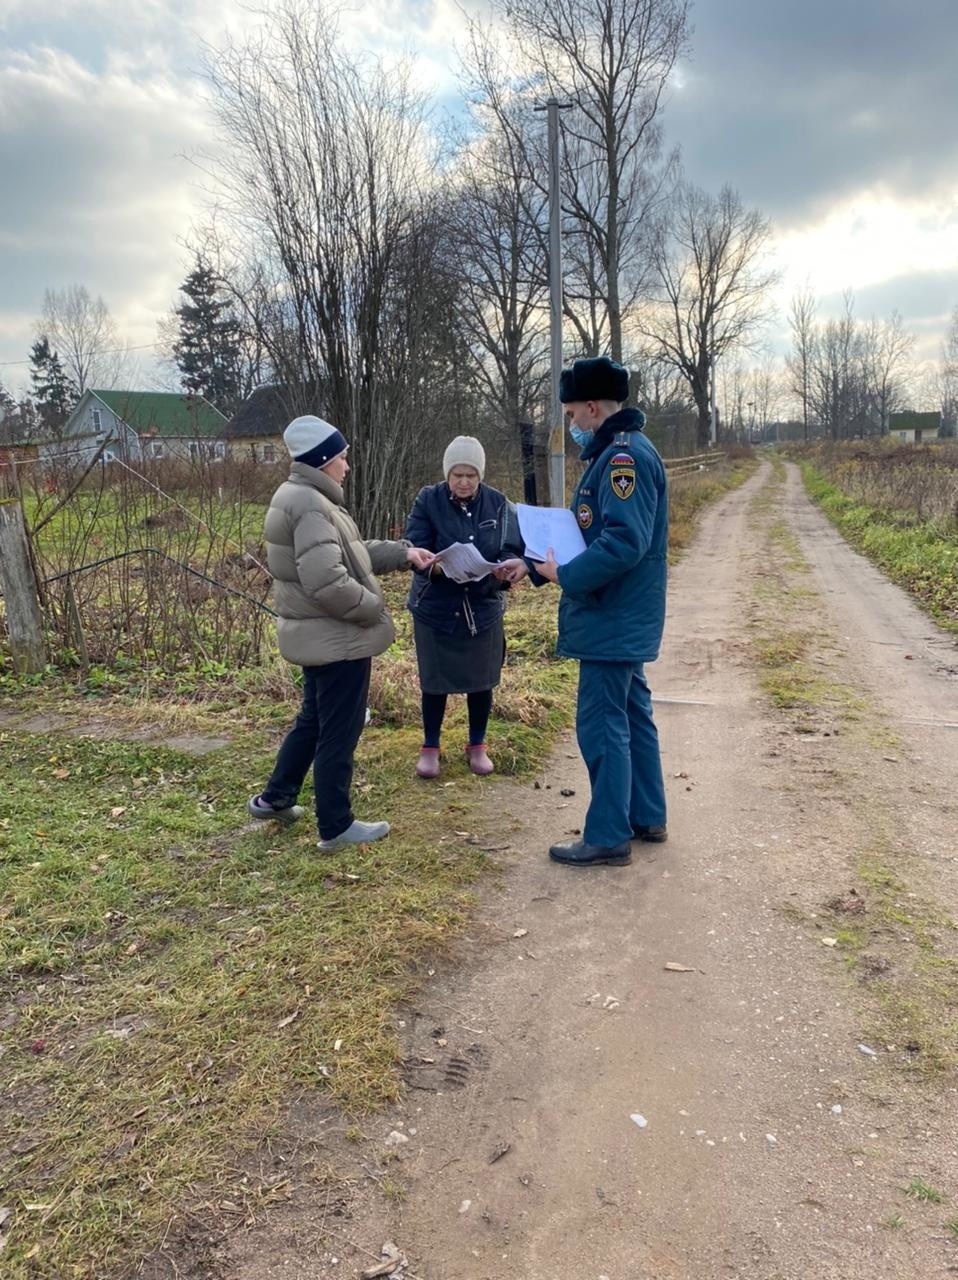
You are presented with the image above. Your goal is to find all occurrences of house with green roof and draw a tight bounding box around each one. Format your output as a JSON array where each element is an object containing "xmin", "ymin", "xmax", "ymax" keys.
[
  {"xmin": 888, "ymin": 410, "xmax": 941, "ymax": 443},
  {"xmin": 61, "ymin": 389, "xmax": 229, "ymax": 465}
]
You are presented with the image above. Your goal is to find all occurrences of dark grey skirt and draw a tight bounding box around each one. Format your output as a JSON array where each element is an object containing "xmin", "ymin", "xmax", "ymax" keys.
[{"xmin": 413, "ymin": 617, "xmax": 506, "ymax": 695}]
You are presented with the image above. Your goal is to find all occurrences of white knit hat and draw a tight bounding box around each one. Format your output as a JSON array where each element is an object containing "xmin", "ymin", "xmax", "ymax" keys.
[
  {"xmin": 442, "ymin": 435, "xmax": 485, "ymax": 480},
  {"xmin": 283, "ymin": 415, "xmax": 349, "ymax": 467}
]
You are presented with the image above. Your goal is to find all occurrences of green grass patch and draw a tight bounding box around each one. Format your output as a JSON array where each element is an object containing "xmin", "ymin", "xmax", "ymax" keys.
[
  {"xmin": 845, "ymin": 854, "xmax": 958, "ymax": 1077},
  {"xmin": 0, "ymin": 723, "xmax": 498, "ymax": 1275},
  {"xmin": 904, "ymin": 1177, "xmax": 944, "ymax": 1204}
]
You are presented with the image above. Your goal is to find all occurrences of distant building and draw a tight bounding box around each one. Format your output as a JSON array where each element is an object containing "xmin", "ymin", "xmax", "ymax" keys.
[
  {"xmin": 60, "ymin": 389, "xmax": 228, "ymax": 465},
  {"xmin": 223, "ymin": 383, "xmax": 326, "ymax": 462},
  {"xmin": 888, "ymin": 410, "xmax": 941, "ymax": 443}
]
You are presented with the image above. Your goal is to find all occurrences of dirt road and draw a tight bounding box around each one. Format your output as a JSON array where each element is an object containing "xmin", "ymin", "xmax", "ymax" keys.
[{"xmin": 219, "ymin": 460, "xmax": 958, "ymax": 1280}]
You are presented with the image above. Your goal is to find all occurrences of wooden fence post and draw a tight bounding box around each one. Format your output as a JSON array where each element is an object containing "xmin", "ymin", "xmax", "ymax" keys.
[{"xmin": 0, "ymin": 498, "xmax": 47, "ymax": 673}]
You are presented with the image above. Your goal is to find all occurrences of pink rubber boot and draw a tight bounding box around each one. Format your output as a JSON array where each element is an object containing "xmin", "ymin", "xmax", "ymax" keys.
[
  {"xmin": 416, "ymin": 747, "xmax": 440, "ymax": 779},
  {"xmin": 465, "ymin": 743, "xmax": 494, "ymax": 776}
]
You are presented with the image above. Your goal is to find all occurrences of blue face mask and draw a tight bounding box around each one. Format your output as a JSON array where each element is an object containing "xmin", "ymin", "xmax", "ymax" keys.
[{"xmin": 568, "ymin": 423, "xmax": 592, "ymax": 448}]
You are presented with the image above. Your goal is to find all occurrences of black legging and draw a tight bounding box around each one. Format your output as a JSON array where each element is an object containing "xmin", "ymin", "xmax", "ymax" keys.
[{"xmin": 422, "ymin": 689, "xmax": 493, "ymax": 748}]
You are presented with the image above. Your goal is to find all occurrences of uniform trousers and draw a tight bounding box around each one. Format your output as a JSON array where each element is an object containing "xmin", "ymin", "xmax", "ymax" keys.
[
  {"xmin": 261, "ymin": 658, "xmax": 371, "ymax": 841},
  {"xmin": 576, "ymin": 660, "xmax": 667, "ymax": 848}
]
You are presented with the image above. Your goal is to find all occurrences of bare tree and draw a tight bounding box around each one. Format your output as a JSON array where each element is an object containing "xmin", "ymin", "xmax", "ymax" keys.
[
  {"xmin": 748, "ymin": 358, "xmax": 784, "ymax": 441},
  {"xmin": 447, "ymin": 25, "xmax": 551, "ymax": 447},
  {"xmin": 641, "ymin": 183, "xmax": 778, "ymax": 449},
  {"xmin": 39, "ymin": 285, "xmax": 130, "ymax": 393},
  {"xmin": 786, "ymin": 288, "xmax": 817, "ymax": 441},
  {"xmin": 201, "ymin": 0, "xmax": 456, "ymax": 532},
  {"xmin": 860, "ymin": 310, "xmax": 915, "ymax": 434},
  {"xmin": 632, "ymin": 341, "xmax": 691, "ymax": 415},
  {"xmin": 808, "ymin": 292, "xmax": 864, "ymax": 440},
  {"xmin": 497, "ymin": 0, "xmax": 688, "ymax": 361},
  {"xmin": 720, "ymin": 355, "xmax": 749, "ymax": 442}
]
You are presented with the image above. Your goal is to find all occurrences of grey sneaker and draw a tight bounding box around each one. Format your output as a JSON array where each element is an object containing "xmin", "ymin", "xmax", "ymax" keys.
[
  {"xmin": 248, "ymin": 794, "xmax": 305, "ymax": 826},
  {"xmin": 318, "ymin": 819, "xmax": 390, "ymax": 851}
]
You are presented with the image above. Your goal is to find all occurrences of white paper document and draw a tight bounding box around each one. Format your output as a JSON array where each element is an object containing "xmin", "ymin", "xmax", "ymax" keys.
[
  {"xmin": 433, "ymin": 541, "xmax": 502, "ymax": 583},
  {"xmin": 516, "ymin": 503, "xmax": 587, "ymax": 565}
]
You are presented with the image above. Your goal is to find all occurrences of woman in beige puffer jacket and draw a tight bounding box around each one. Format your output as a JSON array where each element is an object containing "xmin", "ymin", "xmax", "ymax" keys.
[{"xmin": 248, "ymin": 416, "xmax": 434, "ymax": 851}]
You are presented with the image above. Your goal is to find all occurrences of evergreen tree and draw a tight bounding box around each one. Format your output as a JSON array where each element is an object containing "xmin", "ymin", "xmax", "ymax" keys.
[
  {"xmin": 29, "ymin": 336, "xmax": 77, "ymax": 431},
  {"xmin": 172, "ymin": 256, "xmax": 243, "ymax": 412}
]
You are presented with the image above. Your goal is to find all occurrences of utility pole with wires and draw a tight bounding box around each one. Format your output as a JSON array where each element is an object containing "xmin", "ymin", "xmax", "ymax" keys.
[{"xmin": 534, "ymin": 96, "xmax": 572, "ymax": 505}]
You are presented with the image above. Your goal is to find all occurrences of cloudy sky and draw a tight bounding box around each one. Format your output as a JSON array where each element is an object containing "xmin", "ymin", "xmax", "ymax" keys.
[{"xmin": 1, "ymin": 0, "xmax": 956, "ymax": 395}]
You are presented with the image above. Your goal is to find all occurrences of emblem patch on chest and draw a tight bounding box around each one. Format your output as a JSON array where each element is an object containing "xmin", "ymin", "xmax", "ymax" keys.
[
  {"xmin": 578, "ymin": 503, "xmax": 593, "ymax": 528},
  {"xmin": 610, "ymin": 467, "xmax": 635, "ymax": 500}
]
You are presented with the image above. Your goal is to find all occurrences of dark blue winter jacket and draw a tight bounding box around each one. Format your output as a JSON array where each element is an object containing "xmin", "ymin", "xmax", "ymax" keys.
[
  {"xmin": 404, "ymin": 482, "xmax": 524, "ymax": 636},
  {"xmin": 554, "ymin": 408, "xmax": 668, "ymax": 662}
]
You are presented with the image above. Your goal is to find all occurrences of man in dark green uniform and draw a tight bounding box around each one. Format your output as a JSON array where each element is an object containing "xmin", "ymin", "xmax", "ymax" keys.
[{"xmin": 499, "ymin": 356, "xmax": 669, "ymax": 866}]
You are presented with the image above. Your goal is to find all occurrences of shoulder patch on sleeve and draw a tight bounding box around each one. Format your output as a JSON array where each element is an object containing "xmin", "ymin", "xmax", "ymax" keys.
[
  {"xmin": 610, "ymin": 464, "xmax": 636, "ymax": 500},
  {"xmin": 610, "ymin": 451, "xmax": 635, "ymax": 466}
]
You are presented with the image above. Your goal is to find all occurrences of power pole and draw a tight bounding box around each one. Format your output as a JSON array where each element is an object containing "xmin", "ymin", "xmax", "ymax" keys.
[{"xmin": 535, "ymin": 96, "xmax": 571, "ymax": 505}]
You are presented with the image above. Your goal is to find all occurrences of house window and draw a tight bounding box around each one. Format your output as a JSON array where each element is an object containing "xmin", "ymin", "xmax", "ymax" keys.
[
  {"xmin": 262, "ymin": 444, "xmax": 277, "ymax": 462},
  {"xmin": 150, "ymin": 441, "xmax": 165, "ymax": 459},
  {"xmin": 92, "ymin": 408, "xmax": 102, "ymax": 430},
  {"xmin": 188, "ymin": 442, "xmax": 200, "ymax": 460}
]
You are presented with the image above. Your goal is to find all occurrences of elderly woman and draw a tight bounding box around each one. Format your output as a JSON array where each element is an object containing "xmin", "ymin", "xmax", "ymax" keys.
[
  {"xmin": 404, "ymin": 435, "xmax": 523, "ymax": 779},
  {"xmin": 248, "ymin": 415, "xmax": 434, "ymax": 850}
]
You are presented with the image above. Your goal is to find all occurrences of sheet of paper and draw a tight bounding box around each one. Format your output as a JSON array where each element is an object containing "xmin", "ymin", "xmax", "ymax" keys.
[
  {"xmin": 433, "ymin": 541, "xmax": 502, "ymax": 583},
  {"xmin": 516, "ymin": 504, "xmax": 587, "ymax": 565}
]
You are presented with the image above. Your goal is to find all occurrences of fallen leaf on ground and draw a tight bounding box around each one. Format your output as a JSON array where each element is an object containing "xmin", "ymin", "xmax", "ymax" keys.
[
  {"xmin": 513, "ymin": 928, "xmax": 528, "ymax": 938},
  {"xmin": 664, "ymin": 962, "xmax": 695, "ymax": 972},
  {"xmin": 277, "ymin": 1010, "xmax": 300, "ymax": 1029}
]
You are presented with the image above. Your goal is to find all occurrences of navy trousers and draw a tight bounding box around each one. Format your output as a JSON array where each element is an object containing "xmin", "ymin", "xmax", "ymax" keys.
[
  {"xmin": 576, "ymin": 660, "xmax": 667, "ymax": 848},
  {"xmin": 261, "ymin": 658, "xmax": 371, "ymax": 841}
]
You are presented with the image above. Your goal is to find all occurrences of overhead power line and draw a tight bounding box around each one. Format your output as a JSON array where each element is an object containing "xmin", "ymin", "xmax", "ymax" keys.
[{"xmin": 0, "ymin": 342, "xmax": 160, "ymax": 368}]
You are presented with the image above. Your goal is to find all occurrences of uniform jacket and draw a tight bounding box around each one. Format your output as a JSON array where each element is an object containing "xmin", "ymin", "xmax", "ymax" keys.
[
  {"xmin": 554, "ymin": 407, "xmax": 668, "ymax": 663},
  {"xmin": 264, "ymin": 461, "xmax": 410, "ymax": 667},
  {"xmin": 405, "ymin": 481, "xmax": 523, "ymax": 637}
]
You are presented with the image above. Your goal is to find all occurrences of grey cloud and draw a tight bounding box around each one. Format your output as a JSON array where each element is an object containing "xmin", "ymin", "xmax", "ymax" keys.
[
  {"xmin": 829, "ymin": 270, "xmax": 958, "ymax": 323},
  {"xmin": 665, "ymin": 0, "xmax": 958, "ymax": 224}
]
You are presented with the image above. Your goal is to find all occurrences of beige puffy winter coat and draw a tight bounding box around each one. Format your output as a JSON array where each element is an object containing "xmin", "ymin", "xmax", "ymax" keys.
[{"xmin": 264, "ymin": 462, "xmax": 410, "ymax": 667}]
